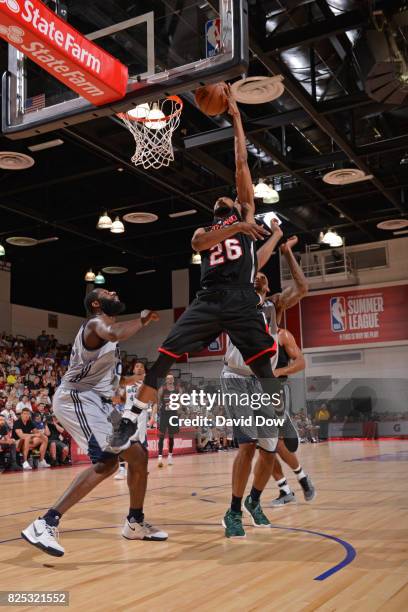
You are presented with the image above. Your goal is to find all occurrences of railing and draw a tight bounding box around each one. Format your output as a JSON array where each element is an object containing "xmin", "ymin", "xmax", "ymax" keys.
[{"xmin": 281, "ymin": 246, "xmax": 357, "ymax": 284}]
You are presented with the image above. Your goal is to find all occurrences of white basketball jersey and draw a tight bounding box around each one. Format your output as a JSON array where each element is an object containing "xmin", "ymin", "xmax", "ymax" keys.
[
  {"xmin": 124, "ymin": 379, "xmax": 143, "ymax": 411},
  {"xmin": 224, "ymin": 299, "xmax": 279, "ymax": 375},
  {"xmin": 61, "ymin": 322, "xmax": 121, "ymax": 397}
]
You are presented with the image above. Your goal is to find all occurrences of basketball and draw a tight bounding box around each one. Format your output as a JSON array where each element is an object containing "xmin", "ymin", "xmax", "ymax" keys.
[{"xmin": 195, "ymin": 82, "xmax": 228, "ymax": 116}]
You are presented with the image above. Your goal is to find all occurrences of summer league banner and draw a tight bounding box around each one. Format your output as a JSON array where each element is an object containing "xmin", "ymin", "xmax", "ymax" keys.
[{"xmin": 301, "ymin": 283, "xmax": 408, "ymax": 348}]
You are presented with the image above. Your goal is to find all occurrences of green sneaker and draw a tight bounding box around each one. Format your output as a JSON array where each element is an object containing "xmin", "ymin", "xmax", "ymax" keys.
[
  {"xmin": 222, "ymin": 509, "xmax": 246, "ymax": 538},
  {"xmin": 244, "ymin": 496, "xmax": 271, "ymax": 527}
]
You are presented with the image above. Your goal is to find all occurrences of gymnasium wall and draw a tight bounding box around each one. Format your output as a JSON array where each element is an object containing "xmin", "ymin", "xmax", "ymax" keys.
[{"xmin": 10, "ymin": 304, "xmax": 83, "ymax": 346}]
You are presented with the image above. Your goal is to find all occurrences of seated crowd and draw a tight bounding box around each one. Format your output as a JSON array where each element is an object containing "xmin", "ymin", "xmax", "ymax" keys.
[{"xmin": 0, "ymin": 332, "xmax": 71, "ymax": 472}]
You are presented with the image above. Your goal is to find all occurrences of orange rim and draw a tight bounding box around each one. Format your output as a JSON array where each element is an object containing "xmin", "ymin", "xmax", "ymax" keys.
[{"xmin": 117, "ymin": 95, "xmax": 183, "ymax": 123}]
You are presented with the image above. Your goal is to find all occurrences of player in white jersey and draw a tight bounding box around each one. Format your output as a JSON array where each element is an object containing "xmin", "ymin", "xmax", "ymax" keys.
[
  {"xmin": 222, "ymin": 234, "xmax": 309, "ymax": 538},
  {"xmin": 21, "ymin": 288, "xmax": 168, "ymax": 557},
  {"xmin": 114, "ymin": 361, "xmax": 156, "ymax": 480}
]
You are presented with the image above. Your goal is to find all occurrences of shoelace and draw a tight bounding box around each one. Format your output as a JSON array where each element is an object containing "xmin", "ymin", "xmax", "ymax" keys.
[{"xmin": 45, "ymin": 524, "xmax": 59, "ymax": 540}]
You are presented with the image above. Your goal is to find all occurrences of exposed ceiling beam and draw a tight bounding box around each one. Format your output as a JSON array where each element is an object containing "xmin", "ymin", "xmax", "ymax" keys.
[
  {"xmin": 263, "ymin": 9, "xmax": 367, "ymax": 54},
  {"xmin": 249, "ymin": 37, "xmax": 405, "ymax": 214}
]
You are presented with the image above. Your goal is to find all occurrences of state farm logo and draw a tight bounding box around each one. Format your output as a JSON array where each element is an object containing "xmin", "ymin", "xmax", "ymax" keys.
[
  {"xmin": 0, "ymin": 0, "xmax": 20, "ymax": 15},
  {"xmin": 0, "ymin": 23, "xmax": 24, "ymax": 43}
]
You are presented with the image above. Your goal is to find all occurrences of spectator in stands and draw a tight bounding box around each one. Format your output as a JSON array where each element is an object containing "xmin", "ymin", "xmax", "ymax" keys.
[
  {"xmin": 314, "ymin": 403, "xmax": 331, "ymax": 441},
  {"xmin": 0, "ymin": 414, "xmax": 22, "ymax": 471},
  {"xmin": 46, "ymin": 416, "xmax": 69, "ymax": 466},
  {"xmin": 16, "ymin": 394, "xmax": 32, "ymax": 414},
  {"xmin": 13, "ymin": 408, "xmax": 50, "ymax": 470},
  {"xmin": 6, "ymin": 368, "xmax": 17, "ymax": 386},
  {"xmin": 1, "ymin": 404, "xmax": 17, "ymax": 427},
  {"xmin": 37, "ymin": 330, "xmax": 49, "ymax": 354}
]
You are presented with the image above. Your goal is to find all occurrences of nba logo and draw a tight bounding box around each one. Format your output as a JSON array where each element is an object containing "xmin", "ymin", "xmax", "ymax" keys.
[
  {"xmin": 330, "ymin": 296, "xmax": 347, "ymax": 332},
  {"xmin": 206, "ymin": 19, "xmax": 221, "ymax": 58}
]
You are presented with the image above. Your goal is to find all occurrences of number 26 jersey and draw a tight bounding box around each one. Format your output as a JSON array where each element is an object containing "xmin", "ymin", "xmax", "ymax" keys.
[{"xmin": 200, "ymin": 207, "xmax": 257, "ymax": 288}]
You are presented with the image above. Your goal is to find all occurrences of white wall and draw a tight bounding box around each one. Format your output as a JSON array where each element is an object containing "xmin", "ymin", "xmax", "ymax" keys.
[
  {"xmin": 305, "ymin": 345, "xmax": 408, "ymax": 414},
  {"xmin": 350, "ymin": 237, "xmax": 408, "ymax": 285},
  {"xmin": 11, "ymin": 305, "xmax": 83, "ymax": 345}
]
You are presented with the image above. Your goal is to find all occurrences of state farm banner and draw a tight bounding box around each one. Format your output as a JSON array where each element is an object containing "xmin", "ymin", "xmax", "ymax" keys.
[
  {"xmin": 0, "ymin": 0, "xmax": 128, "ymax": 105},
  {"xmin": 301, "ymin": 284, "xmax": 408, "ymax": 348}
]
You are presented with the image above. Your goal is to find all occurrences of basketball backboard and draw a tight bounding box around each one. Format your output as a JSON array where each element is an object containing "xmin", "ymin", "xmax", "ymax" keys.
[{"xmin": 2, "ymin": 0, "xmax": 248, "ymax": 139}]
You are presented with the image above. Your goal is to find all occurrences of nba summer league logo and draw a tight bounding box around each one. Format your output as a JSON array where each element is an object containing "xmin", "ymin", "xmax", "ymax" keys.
[{"xmin": 330, "ymin": 296, "xmax": 347, "ymax": 332}]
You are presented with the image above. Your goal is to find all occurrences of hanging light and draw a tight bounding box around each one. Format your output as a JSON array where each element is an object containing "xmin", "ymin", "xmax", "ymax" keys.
[
  {"xmin": 94, "ymin": 271, "xmax": 105, "ymax": 285},
  {"xmin": 97, "ymin": 211, "xmax": 113, "ymax": 230},
  {"xmin": 145, "ymin": 103, "xmax": 167, "ymax": 130},
  {"xmin": 110, "ymin": 217, "xmax": 125, "ymax": 234},
  {"xmin": 128, "ymin": 103, "xmax": 150, "ymax": 120},
  {"xmin": 85, "ymin": 269, "xmax": 96, "ymax": 282},
  {"xmin": 0, "ymin": 243, "xmax": 5, "ymax": 257},
  {"xmin": 191, "ymin": 252, "xmax": 201, "ymax": 265},
  {"xmin": 321, "ymin": 229, "xmax": 343, "ymax": 247},
  {"xmin": 253, "ymin": 179, "xmax": 280, "ymax": 203}
]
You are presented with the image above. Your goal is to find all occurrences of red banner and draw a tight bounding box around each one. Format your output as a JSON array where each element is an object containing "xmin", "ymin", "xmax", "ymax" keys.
[
  {"xmin": 0, "ymin": 0, "xmax": 128, "ymax": 105},
  {"xmin": 70, "ymin": 428, "xmax": 197, "ymax": 465},
  {"xmin": 301, "ymin": 284, "xmax": 408, "ymax": 348}
]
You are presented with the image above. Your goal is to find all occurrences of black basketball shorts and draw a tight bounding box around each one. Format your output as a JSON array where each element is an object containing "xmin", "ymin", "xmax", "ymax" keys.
[
  {"xmin": 159, "ymin": 286, "xmax": 276, "ymax": 364},
  {"xmin": 159, "ymin": 410, "xmax": 180, "ymax": 435}
]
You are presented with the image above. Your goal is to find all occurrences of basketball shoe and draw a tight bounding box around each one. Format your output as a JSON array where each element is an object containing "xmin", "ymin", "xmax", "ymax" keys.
[
  {"xmin": 244, "ymin": 495, "xmax": 271, "ymax": 527},
  {"xmin": 122, "ymin": 519, "xmax": 168, "ymax": 541},
  {"xmin": 222, "ymin": 509, "xmax": 246, "ymax": 538},
  {"xmin": 21, "ymin": 519, "xmax": 64, "ymax": 557}
]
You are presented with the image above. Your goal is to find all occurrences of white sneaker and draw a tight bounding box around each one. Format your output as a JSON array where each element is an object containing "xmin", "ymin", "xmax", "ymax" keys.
[
  {"xmin": 122, "ymin": 519, "xmax": 168, "ymax": 541},
  {"xmin": 114, "ymin": 466, "xmax": 127, "ymax": 480},
  {"xmin": 167, "ymin": 454, "xmax": 173, "ymax": 466},
  {"xmin": 38, "ymin": 460, "xmax": 50, "ymax": 468},
  {"xmin": 23, "ymin": 461, "xmax": 32, "ymax": 470},
  {"xmin": 21, "ymin": 518, "xmax": 65, "ymax": 557},
  {"xmin": 158, "ymin": 456, "xmax": 163, "ymax": 468}
]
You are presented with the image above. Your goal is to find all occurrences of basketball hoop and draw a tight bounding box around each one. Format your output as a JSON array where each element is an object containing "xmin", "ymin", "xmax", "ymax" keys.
[{"xmin": 117, "ymin": 96, "xmax": 183, "ymax": 170}]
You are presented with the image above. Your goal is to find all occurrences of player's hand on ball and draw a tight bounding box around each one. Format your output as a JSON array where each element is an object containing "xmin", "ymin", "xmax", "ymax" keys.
[
  {"xmin": 238, "ymin": 222, "xmax": 270, "ymax": 241},
  {"xmin": 280, "ymin": 235, "xmax": 298, "ymax": 253},
  {"xmin": 141, "ymin": 310, "xmax": 159, "ymax": 326},
  {"xmin": 226, "ymin": 83, "xmax": 240, "ymax": 118}
]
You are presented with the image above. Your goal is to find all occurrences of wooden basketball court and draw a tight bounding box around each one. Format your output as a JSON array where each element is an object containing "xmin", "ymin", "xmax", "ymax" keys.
[{"xmin": 1, "ymin": 440, "xmax": 407, "ymax": 611}]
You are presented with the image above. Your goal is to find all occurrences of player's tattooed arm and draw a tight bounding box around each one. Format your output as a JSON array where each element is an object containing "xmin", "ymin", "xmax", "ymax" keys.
[
  {"xmin": 226, "ymin": 84, "xmax": 255, "ymax": 224},
  {"xmin": 273, "ymin": 236, "xmax": 308, "ymax": 322},
  {"xmin": 257, "ymin": 218, "xmax": 283, "ymax": 270},
  {"xmin": 192, "ymin": 223, "xmax": 269, "ymax": 252},
  {"xmin": 273, "ymin": 329, "xmax": 305, "ymax": 378},
  {"xmin": 88, "ymin": 311, "xmax": 159, "ymax": 343}
]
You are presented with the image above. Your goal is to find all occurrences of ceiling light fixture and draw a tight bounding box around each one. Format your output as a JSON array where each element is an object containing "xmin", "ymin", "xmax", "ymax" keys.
[
  {"xmin": 320, "ymin": 229, "xmax": 343, "ymax": 247},
  {"xmin": 0, "ymin": 243, "xmax": 5, "ymax": 257},
  {"xmin": 84, "ymin": 269, "xmax": 96, "ymax": 282},
  {"xmin": 97, "ymin": 211, "xmax": 113, "ymax": 230},
  {"xmin": 253, "ymin": 179, "xmax": 279, "ymax": 203},
  {"xmin": 169, "ymin": 209, "xmax": 197, "ymax": 218},
  {"xmin": 94, "ymin": 271, "xmax": 105, "ymax": 285},
  {"xmin": 191, "ymin": 252, "xmax": 202, "ymax": 265},
  {"xmin": 110, "ymin": 217, "xmax": 125, "ymax": 234}
]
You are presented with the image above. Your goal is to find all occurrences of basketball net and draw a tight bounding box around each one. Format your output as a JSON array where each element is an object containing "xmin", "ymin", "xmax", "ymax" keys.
[{"xmin": 118, "ymin": 96, "xmax": 183, "ymax": 170}]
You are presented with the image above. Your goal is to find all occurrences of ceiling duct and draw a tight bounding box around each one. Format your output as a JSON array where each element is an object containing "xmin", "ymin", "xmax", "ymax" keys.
[
  {"xmin": 354, "ymin": 10, "xmax": 408, "ymax": 105},
  {"xmin": 323, "ymin": 168, "xmax": 373, "ymax": 185}
]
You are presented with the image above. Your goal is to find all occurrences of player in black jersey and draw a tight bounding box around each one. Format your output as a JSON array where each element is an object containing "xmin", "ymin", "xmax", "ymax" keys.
[
  {"xmin": 157, "ymin": 374, "xmax": 181, "ymax": 467},
  {"xmin": 109, "ymin": 85, "xmax": 282, "ymax": 453}
]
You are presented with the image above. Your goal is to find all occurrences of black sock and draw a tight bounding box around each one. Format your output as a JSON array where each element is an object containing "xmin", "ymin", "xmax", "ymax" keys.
[
  {"xmin": 231, "ymin": 495, "xmax": 242, "ymax": 513},
  {"xmin": 42, "ymin": 508, "xmax": 61, "ymax": 527},
  {"xmin": 249, "ymin": 486, "xmax": 262, "ymax": 504},
  {"xmin": 128, "ymin": 508, "xmax": 144, "ymax": 524}
]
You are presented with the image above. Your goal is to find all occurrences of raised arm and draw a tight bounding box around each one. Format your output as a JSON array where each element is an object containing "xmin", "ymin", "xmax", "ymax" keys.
[
  {"xmin": 192, "ymin": 223, "xmax": 269, "ymax": 253},
  {"xmin": 257, "ymin": 219, "xmax": 283, "ymax": 270},
  {"xmin": 274, "ymin": 236, "xmax": 308, "ymax": 323},
  {"xmin": 87, "ymin": 311, "xmax": 159, "ymax": 343},
  {"xmin": 274, "ymin": 329, "xmax": 305, "ymax": 378},
  {"xmin": 226, "ymin": 85, "xmax": 255, "ymax": 224}
]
